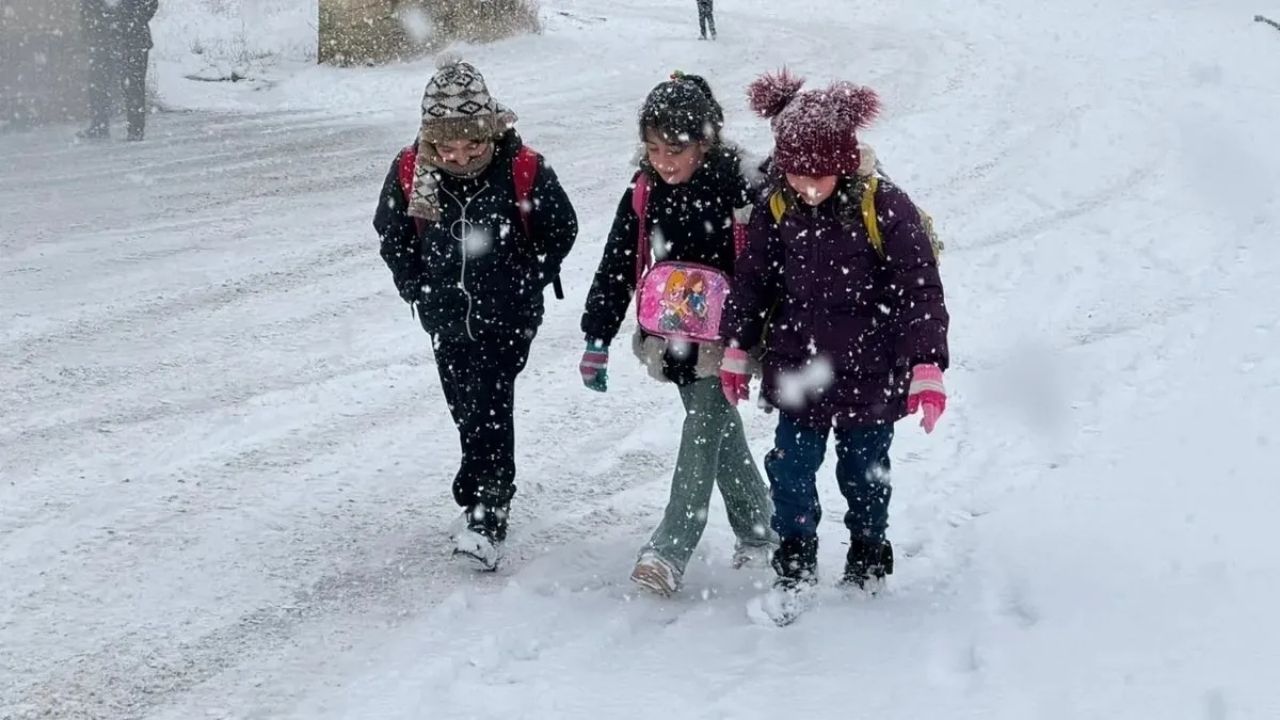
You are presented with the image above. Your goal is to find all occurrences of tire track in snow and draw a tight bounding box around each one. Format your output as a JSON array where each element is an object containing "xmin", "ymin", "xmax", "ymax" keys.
[
  {"xmin": 6, "ymin": 436, "xmax": 672, "ymax": 720},
  {"xmin": 0, "ymin": 110, "xmax": 389, "ymax": 186},
  {"xmin": 955, "ymin": 162, "xmax": 1159, "ymax": 254},
  {"xmin": 2, "ymin": 237, "xmax": 370, "ymax": 357}
]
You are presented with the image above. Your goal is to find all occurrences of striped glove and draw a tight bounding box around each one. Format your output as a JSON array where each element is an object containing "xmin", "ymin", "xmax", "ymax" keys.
[
  {"xmin": 580, "ymin": 340, "xmax": 609, "ymax": 393},
  {"xmin": 907, "ymin": 364, "xmax": 946, "ymax": 434}
]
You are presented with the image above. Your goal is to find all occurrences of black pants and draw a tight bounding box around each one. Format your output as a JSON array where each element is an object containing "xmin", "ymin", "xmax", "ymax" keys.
[
  {"xmin": 433, "ymin": 332, "xmax": 533, "ymax": 511},
  {"xmin": 697, "ymin": 0, "xmax": 716, "ymax": 37},
  {"xmin": 85, "ymin": 30, "xmax": 150, "ymax": 137}
]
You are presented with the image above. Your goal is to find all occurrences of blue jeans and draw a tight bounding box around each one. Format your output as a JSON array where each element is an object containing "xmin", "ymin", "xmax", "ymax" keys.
[{"xmin": 764, "ymin": 413, "xmax": 894, "ymax": 543}]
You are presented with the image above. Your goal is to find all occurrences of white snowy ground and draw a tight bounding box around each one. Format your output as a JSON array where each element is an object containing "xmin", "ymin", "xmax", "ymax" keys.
[{"xmin": 3, "ymin": 0, "xmax": 1280, "ymax": 717}]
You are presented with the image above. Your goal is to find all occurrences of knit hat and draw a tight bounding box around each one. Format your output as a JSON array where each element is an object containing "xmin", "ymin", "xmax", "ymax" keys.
[
  {"xmin": 408, "ymin": 55, "xmax": 517, "ymax": 221},
  {"xmin": 418, "ymin": 55, "xmax": 517, "ymax": 143},
  {"xmin": 747, "ymin": 69, "xmax": 880, "ymax": 177},
  {"xmin": 639, "ymin": 71, "xmax": 724, "ymax": 144}
]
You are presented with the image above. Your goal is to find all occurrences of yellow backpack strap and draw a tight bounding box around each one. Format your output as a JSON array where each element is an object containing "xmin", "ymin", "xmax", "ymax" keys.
[
  {"xmin": 861, "ymin": 176, "xmax": 885, "ymax": 261},
  {"xmin": 768, "ymin": 191, "xmax": 788, "ymax": 224}
]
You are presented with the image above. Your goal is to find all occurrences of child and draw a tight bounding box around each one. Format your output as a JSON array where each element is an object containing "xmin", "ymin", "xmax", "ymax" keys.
[
  {"xmin": 579, "ymin": 72, "xmax": 777, "ymax": 595},
  {"xmin": 720, "ymin": 70, "xmax": 950, "ymax": 615},
  {"xmin": 373, "ymin": 58, "xmax": 578, "ymax": 571}
]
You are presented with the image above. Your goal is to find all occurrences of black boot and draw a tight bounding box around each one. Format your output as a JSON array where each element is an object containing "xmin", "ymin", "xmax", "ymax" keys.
[
  {"xmin": 842, "ymin": 538, "xmax": 893, "ymax": 591},
  {"xmin": 772, "ymin": 536, "xmax": 818, "ymax": 589},
  {"xmin": 757, "ymin": 536, "xmax": 819, "ymax": 626}
]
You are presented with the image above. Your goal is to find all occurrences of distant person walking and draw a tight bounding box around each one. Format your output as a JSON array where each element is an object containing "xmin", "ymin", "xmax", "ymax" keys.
[
  {"xmin": 696, "ymin": 0, "xmax": 717, "ymax": 40},
  {"xmin": 79, "ymin": 0, "xmax": 158, "ymax": 141}
]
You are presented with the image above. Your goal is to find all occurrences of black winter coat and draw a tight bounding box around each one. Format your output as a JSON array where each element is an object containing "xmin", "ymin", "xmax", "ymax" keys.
[
  {"xmin": 374, "ymin": 130, "xmax": 578, "ymax": 342},
  {"xmin": 581, "ymin": 145, "xmax": 752, "ymax": 384},
  {"xmin": 81, "ymin": 0, "xmax": 158, "ymax": 47}
]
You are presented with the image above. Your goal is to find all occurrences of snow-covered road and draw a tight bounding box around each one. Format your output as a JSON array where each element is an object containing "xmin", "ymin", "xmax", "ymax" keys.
[{"xmin": 4, "ymin": 0, "xmax": 1279, "ymax": 717}]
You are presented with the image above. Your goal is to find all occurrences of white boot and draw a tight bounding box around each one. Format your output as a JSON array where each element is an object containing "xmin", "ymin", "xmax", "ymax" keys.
[{"xmin": 450, "ymin": 509, "xmax": 503, "ymax": 571}]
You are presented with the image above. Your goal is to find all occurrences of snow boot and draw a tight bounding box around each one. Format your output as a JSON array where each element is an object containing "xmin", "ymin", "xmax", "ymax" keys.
[
  {"xmin": 771, "ymin": 536, "xmax": 818, "ymax": 585},
  {"xmin": 451, "ymin": 503, "xmax": 508, "ymax": 571},
  {"xmin": 631, "ymin": 550, "xmax": 681, "ymax": 596},
  {"xmin": 840, "ymin": 538, "xmax": 893, "ymax": 593},
  {"xmin": 751, "ymin": 536, "xmax": 819, "ymax": 625}
]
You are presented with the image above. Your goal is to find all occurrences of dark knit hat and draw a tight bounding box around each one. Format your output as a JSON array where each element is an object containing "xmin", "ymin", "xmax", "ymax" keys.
[
  {"xmin": 639, "ymin": 71, "xmax": 725, "ymax": 144},
  {"xmin": 419, "ymin": 55, "xmax": 517, "ymax": 144},
  {"xmin": 748, "ymin": 69, "xmax": 880, "ymax": 177}
]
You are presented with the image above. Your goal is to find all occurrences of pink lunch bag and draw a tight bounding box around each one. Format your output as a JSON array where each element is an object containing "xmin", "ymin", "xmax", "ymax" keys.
[{"xmin": 631, "ymin": 172, "xmax": 746, "ymax": 344}]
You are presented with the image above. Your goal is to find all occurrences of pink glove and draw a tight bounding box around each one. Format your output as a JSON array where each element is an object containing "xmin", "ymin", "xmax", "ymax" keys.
[
  {"xmin": 907, "ymin": 364, "xmax": 946, "ymax": 434},
  {"xmin": 720, "ymin": 347, "xmax": 751, "ymax": 406}
]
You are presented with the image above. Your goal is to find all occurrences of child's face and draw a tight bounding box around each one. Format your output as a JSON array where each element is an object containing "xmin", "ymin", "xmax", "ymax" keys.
[
  {"xmin": 786, "ymin": 174, "xmax": 839, "ymax": 206},
  {"xmin": 644, "ymin": 129, "xmax": 709, "ymax": 185},
  {"xmin": 435, "ymin": 138, "xmax": 495, "ymax": 175}
]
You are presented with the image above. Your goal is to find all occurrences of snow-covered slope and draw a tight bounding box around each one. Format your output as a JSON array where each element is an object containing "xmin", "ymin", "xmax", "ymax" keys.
[{"xmin": 2, "ymin": 0, "xmax": 1278, "ymax": 717}]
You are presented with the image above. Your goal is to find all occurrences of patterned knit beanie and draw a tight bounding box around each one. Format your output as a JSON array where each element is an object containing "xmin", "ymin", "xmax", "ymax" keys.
[
  {"xmin": 419, "ymin": 55, "xmax": 517, "ymax": 143},
  {"xmin": 748, "ymin": 69, "xmax": 880, "ymax": 177},
  {"xmin": 408, "ymin": 55, "xmax": 517, "ymax": 221}
]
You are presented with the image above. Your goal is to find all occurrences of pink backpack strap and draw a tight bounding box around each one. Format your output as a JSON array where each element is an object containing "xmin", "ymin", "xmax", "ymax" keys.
[{"xmin": 632, "ymin": 171, "xmax": 651, "ymax": 286}]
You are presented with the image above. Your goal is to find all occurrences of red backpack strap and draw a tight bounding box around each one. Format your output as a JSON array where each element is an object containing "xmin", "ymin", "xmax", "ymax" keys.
[
  {"xmin": 512, "ymin": 145, "xmax": 565, "ymax": 300},
  {"xmin": 398, "ymin": 144, "xmax": 417, "ymax": 203},
  {"xmin": 397, "ymin": 144, "xmax": 425, "ymax": 234},
  {"xmin": 632, "ymin": 171, "xmax": 651, "ymax": 286},
  {"xmin": 513, "ymin": 145, "xmax": 539, "ymax": 240}
]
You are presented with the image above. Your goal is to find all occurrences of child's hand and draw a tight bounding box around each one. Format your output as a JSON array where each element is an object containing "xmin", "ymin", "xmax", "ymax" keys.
[
  {"xmin": 580, "ymin": 341, "xmax": 609, "ymax": 392},
  {"xmin": 720, "ymin": 347, "xmax": 752, "ymax": 406},
  {"xmin": 907, "ymin": 364, "xmax": 946, "ymax": 433}
]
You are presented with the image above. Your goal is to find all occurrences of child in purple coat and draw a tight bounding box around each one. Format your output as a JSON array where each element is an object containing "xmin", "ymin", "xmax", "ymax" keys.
[{"xmin": 720, "ymin": 70, "xmax": 950, "ymax": 617}]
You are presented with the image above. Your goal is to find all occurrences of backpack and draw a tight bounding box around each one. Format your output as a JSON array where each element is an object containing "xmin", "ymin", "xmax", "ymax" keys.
[
  {"xmin": 766, "ymin": 174, "xmax": 943, "ymax": 262},
  {"xmin": 631, "ymin": 172, "xmax": 746, "ymax": 344},
  {"xmin": 396, "ymin": 143, "xmax": 564, "ymax": 300}
]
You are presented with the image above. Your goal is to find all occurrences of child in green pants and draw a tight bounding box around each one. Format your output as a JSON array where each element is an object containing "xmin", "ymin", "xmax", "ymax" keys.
[{"xmin": 579, "ymin": 73, "xmax": 777, "ymax": 595}]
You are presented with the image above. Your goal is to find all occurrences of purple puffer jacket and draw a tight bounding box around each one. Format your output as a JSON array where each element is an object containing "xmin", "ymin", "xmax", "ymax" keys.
[{"xmin": 721, "ymin": 179, "xmax": 949, "ymax": 428}]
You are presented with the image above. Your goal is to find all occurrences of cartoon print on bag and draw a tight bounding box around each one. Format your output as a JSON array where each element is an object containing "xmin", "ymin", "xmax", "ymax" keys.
[
  {"xmin": 660, "ymin": 269, "xmax": 691, "ymax": 331},
  {"xmin": 686, "ymin": 272, "xmax": 709, "ymax": 323}
]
